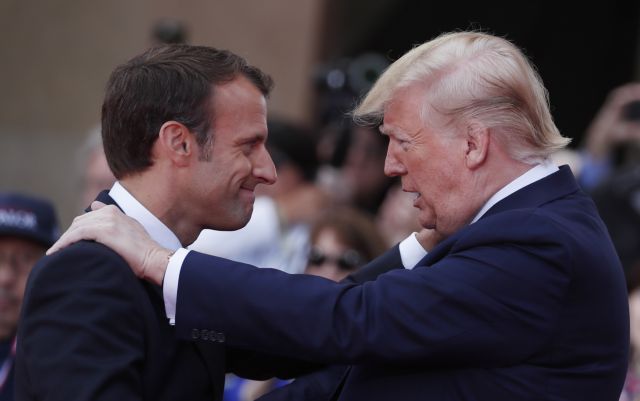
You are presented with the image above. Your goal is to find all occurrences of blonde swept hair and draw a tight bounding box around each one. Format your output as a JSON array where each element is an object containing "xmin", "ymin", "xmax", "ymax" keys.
[{"xmin": 353, "ymin": 31, "xmax": 570, "ymax": 164}]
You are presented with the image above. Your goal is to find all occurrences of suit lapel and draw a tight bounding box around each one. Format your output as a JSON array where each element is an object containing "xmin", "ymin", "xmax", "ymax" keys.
[
  {"xmin": 481, "ymin": 165, "xmax": 579, "ymax": 219},
  {"xmin": 91, "ymin": 191, "xmax": 165, "ymax": 297},
  {"xmin": 93, "ymin": 190, "xmax": 225, "ymax": 395}
]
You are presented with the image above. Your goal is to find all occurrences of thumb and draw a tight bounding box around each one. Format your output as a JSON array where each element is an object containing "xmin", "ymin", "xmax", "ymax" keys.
[{"xmin": 90, "ymin": 201, "xmax": 107, "ymax": 211}]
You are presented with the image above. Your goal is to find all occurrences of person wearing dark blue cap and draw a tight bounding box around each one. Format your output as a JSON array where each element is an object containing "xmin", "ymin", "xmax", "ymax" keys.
[{"xmin": 0, "ymin": 193, "xmax": 58, "ymax": 401}]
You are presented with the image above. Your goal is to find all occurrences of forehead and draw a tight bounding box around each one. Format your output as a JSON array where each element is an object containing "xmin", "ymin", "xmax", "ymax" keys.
[
  {"xmin": 380, "ymin": 86, "xmax": 427, "ymax": 135},
  {"xmin": 314, "ymin": 228, "xmax": 347, "ymax": 250},
  {"xmin": 209, "ymin": 76, "xmax": 267, "ymax": 135}
]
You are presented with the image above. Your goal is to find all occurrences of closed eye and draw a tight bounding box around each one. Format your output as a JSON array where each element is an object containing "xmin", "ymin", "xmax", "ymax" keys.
[
  {"xmin": 240, "ymin": 136, "xmax": 264, "ymax": 154},
  {"xmin": 389, "ymin": 136, "xmax": 410, "ymax": 151}
]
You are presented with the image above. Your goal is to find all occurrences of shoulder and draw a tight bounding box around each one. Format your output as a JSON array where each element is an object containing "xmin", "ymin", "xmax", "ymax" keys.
[
  {"xmin": 466, "ymin": 194, "xmax": 602, "ymax": 244},
  {"xmin": 451, "ymin": 200, "xmax": 617, "ymax": 273},
  {"xmin": 27, "ymin": 240, "xmax": 139, "ymax": 294}
]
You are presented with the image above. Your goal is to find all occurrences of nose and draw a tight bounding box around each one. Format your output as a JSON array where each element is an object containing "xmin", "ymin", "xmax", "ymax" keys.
[
  {"xmin": 253, "ymin": 146, "xmax": 277, "ymax": 185},
  {"xmin": 383, "ymin": 143, "xmax": 407, "ymax": 177}
]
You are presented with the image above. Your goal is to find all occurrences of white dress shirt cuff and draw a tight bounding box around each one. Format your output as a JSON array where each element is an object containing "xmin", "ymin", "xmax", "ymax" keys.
[
  {"xmin": 399, "ymin": 232, "xmax": 427, "ymax": 269},
  {"xmin": 163, "ymin": 247, "xmax": 190, "ymax": 325}
]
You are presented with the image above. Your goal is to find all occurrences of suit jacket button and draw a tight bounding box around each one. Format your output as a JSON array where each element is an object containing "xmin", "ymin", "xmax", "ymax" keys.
[{"xmin": 191, "ymin": 329, "xmax": 200, "ymax": 340}]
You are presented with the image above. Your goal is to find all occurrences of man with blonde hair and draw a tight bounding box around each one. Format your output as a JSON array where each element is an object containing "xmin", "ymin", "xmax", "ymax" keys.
[{"xmin": 50, "ymin": 31, "xmax": 628, "ymax": 401}]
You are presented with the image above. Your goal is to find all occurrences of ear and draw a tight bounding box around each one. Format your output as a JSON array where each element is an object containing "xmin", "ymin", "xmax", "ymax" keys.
[
  {"xmin": 156, "ymin": 121, "xmax": 195, "ymax": 167},
  {"xmin": 465, "ymin": 122, "xmax": 489, "ymax": 169}
]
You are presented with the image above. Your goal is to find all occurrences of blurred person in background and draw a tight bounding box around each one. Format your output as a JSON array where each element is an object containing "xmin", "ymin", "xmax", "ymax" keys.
[
  {"xmin": 620, "ymin": 262, "xmax": 640, "ymax": 401},
  {"xmin": 578, "ymin": 82, "xmax": 640, "ymax": 192},
  {"xmin": 77, "ymin": 126, "xmax": 116, "ymax": 209},
  {"xmin": 375, "ymin": 180, "xmax": 422, "ymax": 246},
  {"xmin": 316, "ymin": 121, "xmax": 393, "ymax": 216},
  {"xmin": 314, "ymin": 54, "xmax": 394, "ymax": 216},
  {"xmin": 574, "ymin": 82, "xmax": 640, "ymax": 279},
  {"xmin": 237, "ymin": 206, "xmax": 387, "ymax": 400},
  {"xmin": 338, "ymin": 125, "xmax": 393, "ymax": 214},
  {"xmin": 581, "ymin": 84, "xmax": 640, "ymax": 400},
  {"xmin": 0, "ymin": 193, "xmax": 58, "ymax": 401},
  {"xmin": 304, "ymin": 206, "xmax": 386, "ymax": 281},
  {"xmin": 533, "ymin": 81, "xmax": 640, "ymax": 401}
]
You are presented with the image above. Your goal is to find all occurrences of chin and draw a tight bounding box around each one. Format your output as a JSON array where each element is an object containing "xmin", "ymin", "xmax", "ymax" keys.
[
  {"xmin": 418, "ymin": 215, "xmax": 436, "ymax": 230},
  {"xmin": 228, "ymin": 213, "xmax": 253, "ymax": 231}
]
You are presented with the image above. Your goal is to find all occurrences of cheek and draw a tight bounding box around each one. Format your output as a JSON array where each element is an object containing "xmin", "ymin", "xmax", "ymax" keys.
[
  {"xmin": 426, "ymin": 155, "xmax": 461, "ymax": 189},
  {"xmin": 226, "ymin": 155, "xmax": 253, "ymax": 181}
]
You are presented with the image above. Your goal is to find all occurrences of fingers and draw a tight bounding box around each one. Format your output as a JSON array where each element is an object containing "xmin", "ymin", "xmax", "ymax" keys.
[
  {"xmin": 44, "ymin": 202, "xmax": 169, "ymax": 286},
  {"xmin": 90, "ymin": 201, "xmax": 107, "ymax": 210},
  {"xmin": 47, "ymin": 224, "xmax": 93, "ymax": 255},
  {"xmin": 46, "ymin": 205, "xmax": 123, "ymax": 255},
  {"xmin": 415, "ymin": 229, "xmax": 446, "ymax": 251}
]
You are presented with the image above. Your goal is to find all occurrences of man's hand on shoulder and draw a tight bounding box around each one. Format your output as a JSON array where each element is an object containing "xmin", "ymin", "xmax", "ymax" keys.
[{"xmin": 47, "ymin": 202, "xmax": 171, "ymax": 286}]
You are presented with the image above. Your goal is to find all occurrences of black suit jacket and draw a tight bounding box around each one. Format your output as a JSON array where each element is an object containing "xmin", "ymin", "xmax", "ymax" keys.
[{"xmin": 14, "ymin": 192, "xmax": 303, "ymax": 401}]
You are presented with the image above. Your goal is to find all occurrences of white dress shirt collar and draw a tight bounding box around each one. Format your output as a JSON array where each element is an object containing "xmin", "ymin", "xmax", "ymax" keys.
[
  {"xmin": 470, "ymin": 159, "xmax": 559, "ymax": 224},
  {"xmin": 108, "ymin": 182, "xmax": 182, "ymax": 251}
]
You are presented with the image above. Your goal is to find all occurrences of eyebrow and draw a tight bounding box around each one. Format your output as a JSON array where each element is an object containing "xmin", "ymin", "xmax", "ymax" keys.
[
  {"xmin": 247, "ymin": 132, "xmax": 267, "ymax": 142},
  {"xmin": 379, "ymin": 124, "xmax": 405, "ymax": 137}
]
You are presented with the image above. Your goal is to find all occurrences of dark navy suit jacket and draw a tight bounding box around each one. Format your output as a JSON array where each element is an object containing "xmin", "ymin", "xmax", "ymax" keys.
[
  {"xmin": 174, "ymin": 166, "xmax": 629, "ymax": 401},
  {"xmin": 14, "ymin": 192, "xmax": 303, "ymax": 401}
]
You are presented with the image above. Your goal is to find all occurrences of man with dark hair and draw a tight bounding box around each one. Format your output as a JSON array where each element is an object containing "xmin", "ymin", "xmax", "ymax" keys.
[
  {"xmin": 15, "ymin": 44, "xmax": 289, "ymax": 400},
  {"xmin": 0, "ymin": 193, "xmax": 58, "ymax": 401},
  {"xmin": 101, "ymin": 44, "xmax": 273, "ymax": 179}
]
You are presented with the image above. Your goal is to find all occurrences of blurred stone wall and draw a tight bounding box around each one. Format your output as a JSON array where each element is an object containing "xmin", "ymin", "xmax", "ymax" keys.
[{"xmin": 0, "ymin": 0, "xmax": 324, "ymax": 227}]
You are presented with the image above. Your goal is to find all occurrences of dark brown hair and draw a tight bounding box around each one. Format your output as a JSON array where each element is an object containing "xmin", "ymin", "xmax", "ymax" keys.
[
  {"xmin": 101, "ymin": 44, "xmax": 273, "ymax": 178},
  {"xmin": 310, "ymin": 206, "xmax": 387, "ymax": 263}
]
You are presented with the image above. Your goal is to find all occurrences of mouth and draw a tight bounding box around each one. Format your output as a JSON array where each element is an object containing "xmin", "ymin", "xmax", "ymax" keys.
[
  {"xmin": 402, "ymin": 187, "xmax": 421, "ymax": 207},
  {"xmin": 412, "ymin": 192, "xmax": 422, "ymax": 208},
  {"xmin": 240, "ymin": 183, "xmax": 255, "ymax": 192},
  {"xmin": 239, "ymin": 186, "xmax": 256, "ymax": 200}
]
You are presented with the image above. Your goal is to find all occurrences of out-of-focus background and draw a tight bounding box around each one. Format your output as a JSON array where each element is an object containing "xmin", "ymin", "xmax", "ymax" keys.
[{"xmin": 1, "ymin": 0, "xmax": 639, "ymax": 227}]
